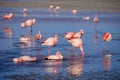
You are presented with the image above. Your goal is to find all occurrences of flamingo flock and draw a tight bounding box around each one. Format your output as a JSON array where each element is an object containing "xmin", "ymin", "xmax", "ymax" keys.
[{"xmin": 2, "ymin": 6, "xmax": 113, "ymax": 63}]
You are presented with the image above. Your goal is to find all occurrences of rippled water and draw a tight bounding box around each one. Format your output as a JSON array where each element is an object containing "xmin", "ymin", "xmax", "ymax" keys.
[{"xmin": 0, "ymin": 8, "xmax": 120, "ymax": 80}]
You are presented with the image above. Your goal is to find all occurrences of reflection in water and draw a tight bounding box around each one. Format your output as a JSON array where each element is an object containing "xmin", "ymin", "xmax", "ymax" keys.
[
  {"xmin": 67, "ymin": 56, "xmax": 84, "ymax": 76},
  {"xmin": 19, "ymin": 35, "xmax": 35, "ymax": 48},
  {"xmin": 103, "ymin": 54, "xmax": 112, "ymax": 70},
  {"xmin": 94, "ymin": 24, "xmax": 98, "ymax": 53},
  {"xmin": 3, "ymin": 27, "xmax": 13, "ymax": 38},
  {"xmin": 44, "ymin": 60, "xmax": 62, "ymax": 75}
]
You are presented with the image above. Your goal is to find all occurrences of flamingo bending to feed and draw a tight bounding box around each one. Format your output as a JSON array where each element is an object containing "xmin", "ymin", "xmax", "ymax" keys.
[
  {"xmin": 13, "ymin": 56, "xmax": 37, "ymax": 63},
  {"xmin": 93, "ymin": 14, "xmax": 99, "ymax": 23},
  {"xmin": 102, "ymin": 32, "xmax": 112, "ymax": 42},
  {"xmin": 42, "ymin": 34, "xmax": 58, "ymax": 54},
  {"xmin": 45, "ymin": 51, "xmax": 63, "ymax": 60},
  {"xmin": 68, "ymin": 37, "xmax": 85, "ymax": 58},
  {"xmin": 35, "ymin": 30, "xmax": 42, "ymax": 40},
  {"xmin": 3, "ymin": 13, "xmax": 14, "ymax": 20}
]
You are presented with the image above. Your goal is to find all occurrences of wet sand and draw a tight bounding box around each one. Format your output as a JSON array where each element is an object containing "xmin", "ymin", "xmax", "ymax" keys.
[{"xmin": 0, "ymin": 0, "xmax": 120, "ymax": 12}]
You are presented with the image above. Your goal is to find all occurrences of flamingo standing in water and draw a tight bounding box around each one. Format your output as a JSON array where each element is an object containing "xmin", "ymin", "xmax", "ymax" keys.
[
  {"xmin": 42, "ymin": 34, "xmax": 58, "ymax": 55},
  {"xmin": 35, "ymin": 30, "xmax": 42, "ymax": 40},
  {"xmin": 68, "ymin": 37, "xmax": 85, "ymax": 58},
  {"xmin": 23, "ymin": 8, "xmax": 28, "ymax": 16},
  {"xmin": 54, "ymin": 6, "xmax": 60, "ymax": 16},
  {"xmin": 3, "ymin": 13, "xmax": 14, "ymax": 20},
  {"xmin": 45, "ymin": 51, "xmax": 63, "ymax": 60},
  {"xmin": 48, "ymin": 5, "xmax": 54, "ymax": 15},
  {"xmin": 25, "ymin": 18, "xmax": 36, "ymax": 35},
  {"xmin": 13, "ymin": 56, "xmax": 37, "ymax": 63},
  {"xmin": 93, "ymin": 14, "xmax": 99, "ymax": 23}
]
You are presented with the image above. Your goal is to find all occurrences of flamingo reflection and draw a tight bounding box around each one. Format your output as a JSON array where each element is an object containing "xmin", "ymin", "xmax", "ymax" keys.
[
  {"xmin": 3, "ymin": 27, "xmax": 13, "ymax": 38},
  {"xmin": 44, "ymin": 60, "xmax": 62, "ymax": 75},
  {"xmin": 67, "ymin": 56, "xmax": 84, "ymax": 76},
  {"xmin": 103, "ymin": 54, "xmax": 112, "ymax": 70}
]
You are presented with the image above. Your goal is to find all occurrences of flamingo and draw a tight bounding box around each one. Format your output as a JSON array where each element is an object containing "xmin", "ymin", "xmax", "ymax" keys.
[
  {"xmin": 23, "ymin": 8, "xmax": 28, "ymax": 16},
  {"xmin": 3, "ymin": 13, "xmax": 14, "ymax": 20},
  {"xmin": 72, "ymin": 29, "xmax": 84, "ymax": 38},
  {"xmin": 68, "ymin": 37, "xmax": 85, "ymax": 58},
  {"xmin": 13, "ymin": 56, "xmax": 37, "ymax": 63},
  {"xmin": 102, "ymin": 32, "xmax": 112, "ymax": 42},
  {"xmin": 82, "ymin": 16, "xmax": 90, "ymax": 20},
  {"xmin": 35, "ymin": 30, "xmax": 42, "ymax": 40},
  {"xmin": 54, "ymin": 6, "xmax": 60, "ymax": 16},
  {"xmin": 25, "ymin": 18, "xmax": 36, "ymax": 35},
  {"xmin": 42, "ymin": 34, "xmax": 58, "ymax": 54},
  {"xmin": 93, "ymin": 14, "xmax": 99, "ymax": 23},
  {"xmin": 71, "ymin": 9, "xmax": 77, "ymax": 15},
  {"xmin": 48, "ymin": 5, "xmax": 54, "ymax": 15},
  {"xmin": 64, "ymin": 32, "xmax": 75, "ymax": 39},
  {"xmin": 19, "ymin": 35, "xmax": 29, "ymax": 44},
  {"xmin": 45, "ymin": 51, "xmax": 63, "ymax": 60}
]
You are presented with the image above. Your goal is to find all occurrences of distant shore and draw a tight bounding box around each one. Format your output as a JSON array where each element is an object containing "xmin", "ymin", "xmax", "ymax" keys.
[{"xmin": 0, "ymin": 0, "xmax": 120, "ymax": 12}]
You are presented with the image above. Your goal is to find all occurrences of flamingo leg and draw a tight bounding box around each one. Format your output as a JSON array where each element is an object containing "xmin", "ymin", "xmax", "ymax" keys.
[{"xmin": 48, "ymin": 47, "xmax": 51, "ymax": 55}]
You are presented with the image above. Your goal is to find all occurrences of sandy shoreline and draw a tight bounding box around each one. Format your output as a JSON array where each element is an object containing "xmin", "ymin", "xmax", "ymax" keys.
[{"xmin": 0, "ymin": 0, "xmax": 120, "ymax": 12}]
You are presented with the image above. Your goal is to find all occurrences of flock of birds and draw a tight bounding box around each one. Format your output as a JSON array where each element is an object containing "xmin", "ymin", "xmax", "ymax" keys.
[{"xmin": 2, "ymin": 5, "xmax": 112, "ymax": 63}]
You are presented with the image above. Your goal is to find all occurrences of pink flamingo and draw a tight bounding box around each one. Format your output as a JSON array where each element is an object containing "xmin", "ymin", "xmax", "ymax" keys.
[
  {"xmin": 71, "ymin": 9, "xmax": 78, "ymax": 15},
  {"xmin": 102, "ymin": 32, "xmax": 112, "ymax": 42},
  {"xmin": 13, "ymin": 56, "xmax": 37, "ymax": 63},
  {"xmin": 68, "ymin": 37, "xmax": 85, "ymax": 58},
  {"xmin": 35, "ymin": 30, "xmax": 42, "ymax": 40},
  {"xmin": 93, "ymin": 14, "xmax": 99, "ymax": 23},
  {"xmin": 25, "ymin": 18, "xmax": 36, "ymax": 35},
  {"xmin": 64, "ymin": 32, "xmax": 75, "ymax": 39},
  {"xmin": 45, "ymin": 51, "xmax": 63, "ymax": 60},
  {"xmin": 3, "ymin": 13, "xmax": 14, "ymax": 20},
  {"xmin": 23, "ymin": 8, "xmax": 28, "ymax": 16},
  {"xmin": 42, "ymin": 34, "xmax": 58, "ymax": 54}
]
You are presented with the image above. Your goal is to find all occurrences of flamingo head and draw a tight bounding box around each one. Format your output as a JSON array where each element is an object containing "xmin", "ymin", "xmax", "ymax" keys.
[
  {"xmin": 80, "ymin": 29, "xmax": 84, "ymax": 35},
  {"xmin": 56, "ymin": 51, "xmax": 62, "ymax": 56}
]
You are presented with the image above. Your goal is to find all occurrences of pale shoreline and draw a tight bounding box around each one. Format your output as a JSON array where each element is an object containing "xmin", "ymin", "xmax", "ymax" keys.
[{"xmin": 0, "ymin": 0, "xmax": 120, "ymax": 12}]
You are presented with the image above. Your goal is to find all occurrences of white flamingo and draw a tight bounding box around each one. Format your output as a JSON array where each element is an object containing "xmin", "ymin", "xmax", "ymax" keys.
[
  {"xmin": 45, "ymin": 51, "xmax": 63, "ymax": 60},
  {"xmin": 13, "ymin": 56, "xmax": 37, "ymax": 63},
  {"xmin": 42, "ymin": 34, "xmax": 58, "ymax": 54}
]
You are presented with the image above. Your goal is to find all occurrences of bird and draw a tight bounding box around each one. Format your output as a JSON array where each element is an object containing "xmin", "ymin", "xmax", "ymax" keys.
[
  {"xmin": 64, "ymin": 32, "xmax": 75, "ymax": 39},
  {"xmin": 3, "ymin": 13, "xmax": 14, "ymax": 20},
  {"xmin": 19, "ymin": 35, "xmax": 29, "ymax": 44},
  {"xmin": 71, "ymin": 9, "xmax": 78, "ymax": 15},
  {"xmin": 68, "ymin": 37, "xmax": 85, "ymax": 58},
  {"xmin": 54, "ymin": 6, "xmax": 60, "ymax": 16},
  {"xmin": 48, "ymin": 5, "xmax": 54, "ymax": 15},
  {"xmin": 13, "ymin": 56, "xmax": 37, "ymax": 63},
  {"xmin": 42, "ymin": 34, "xmax": 58, "ymax": 54},
  {"xmin": 25, "ymin": 18, "xmax": 36, "ymax": 35},
  {"xmin": 93, "ymin": 14, "xmax": 99, "ymax": 23},
  {"xmin": 23, "ymin": 8, "xmax": 28, "ymax": 16},
  {"xmin": 82, "ymin": 16, "xmax": 90, "ymax": 20},
  {"xmin": 72, "ymin": 29, "xmax": 84, "ymax": 38},
  {"xmin": 35, "ymin": 30, "xmax": 42, "ymax": 40},
  {"xmin": 102, "ymin": 32, "xmax": 112, "ymax": 42},
  {"xmin": 45, "ymin": 51, "xmax": 63, "ymax": 60}
]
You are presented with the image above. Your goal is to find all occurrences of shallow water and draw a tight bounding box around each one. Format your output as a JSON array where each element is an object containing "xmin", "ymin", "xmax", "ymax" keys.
[{"xmin": 0, "ymin": 8, "xmax": 120, "ymax": 80}]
